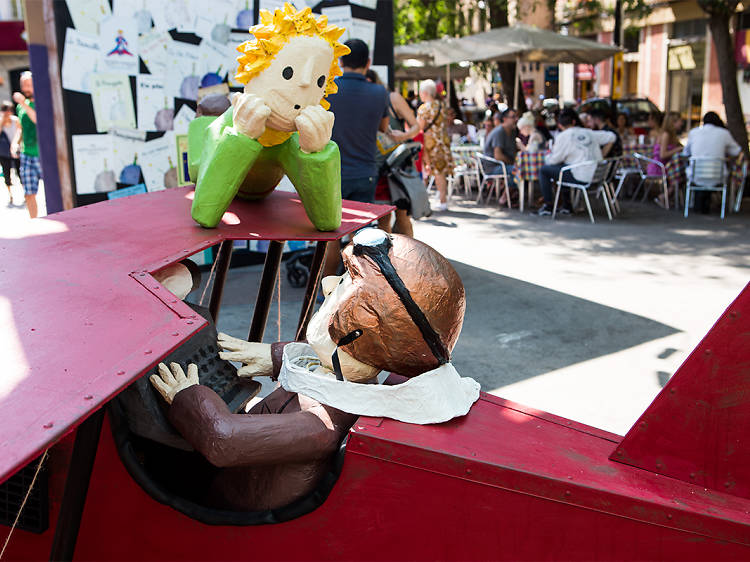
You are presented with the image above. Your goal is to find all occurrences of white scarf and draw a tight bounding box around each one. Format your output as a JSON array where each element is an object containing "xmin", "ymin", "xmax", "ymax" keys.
[{"xmin": 279, "ymin": 342, "xmax": 481, "ymax": 425}]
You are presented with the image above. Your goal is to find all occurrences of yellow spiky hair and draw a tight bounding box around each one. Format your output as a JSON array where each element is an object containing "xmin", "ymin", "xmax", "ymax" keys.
[{"xmin": 235, "ymin": 2, "xmax": 350, "ymax": 110}]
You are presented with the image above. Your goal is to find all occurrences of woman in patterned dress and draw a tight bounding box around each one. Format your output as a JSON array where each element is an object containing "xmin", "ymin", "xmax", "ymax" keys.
[{"xmin": 417, "ymin": 80, "xmax": 453, "ymax": 211}]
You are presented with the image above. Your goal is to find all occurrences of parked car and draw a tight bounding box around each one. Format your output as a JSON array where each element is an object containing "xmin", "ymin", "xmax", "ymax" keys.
[{"xmin": 578, "ymin": 97, "xmax": 660, "ymax": 134}]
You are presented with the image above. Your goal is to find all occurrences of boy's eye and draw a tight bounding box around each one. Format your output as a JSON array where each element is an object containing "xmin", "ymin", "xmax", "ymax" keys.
[
  {"xmin": 317, "ymin": 75, "xmax": 325, "ymax": 88},
  {"xmin": 282, "ymin": 66, "xmax": 293, "ymax": 80}
]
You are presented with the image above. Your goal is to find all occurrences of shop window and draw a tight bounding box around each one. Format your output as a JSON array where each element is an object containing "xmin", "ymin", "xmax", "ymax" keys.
[
  {"xmin": 671, "ymin": 19, "xmax": 707, "ymax": 40},
  {"xmin": 624, "ymin": 29, "xmax": 639, "ymax": 53}
]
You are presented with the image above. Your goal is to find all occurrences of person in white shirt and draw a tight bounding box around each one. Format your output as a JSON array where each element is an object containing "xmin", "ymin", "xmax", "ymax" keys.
[
  {"xmin": 682, "ymin": 111, "xmax": 742, "ymax": 214},
  {"xmin": 537, "ymin": 108, "xmax": 615, "ymax": 215}
]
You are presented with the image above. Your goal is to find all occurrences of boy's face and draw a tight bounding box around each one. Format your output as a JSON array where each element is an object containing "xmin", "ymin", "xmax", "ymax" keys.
[{"xmin": 243, "ymin": 35, "xmax": 333, "ymax": 132}]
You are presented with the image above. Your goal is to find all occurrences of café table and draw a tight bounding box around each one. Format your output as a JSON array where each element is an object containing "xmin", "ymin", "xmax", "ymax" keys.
[{"xmin": 513, "ymin": 149, "xmax": 549, "ymax": 212}]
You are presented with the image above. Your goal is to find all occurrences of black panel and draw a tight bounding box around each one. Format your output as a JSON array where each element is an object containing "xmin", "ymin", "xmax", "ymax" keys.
[{"xmin": 0, "ymin": 455, "xmax": 49, "ymax": 534}]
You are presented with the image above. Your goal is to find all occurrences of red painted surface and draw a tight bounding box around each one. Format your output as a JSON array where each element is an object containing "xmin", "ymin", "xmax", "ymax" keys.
[
  {"xmin": 4, "ymin": 395, "xmax": 750, "ymax": 560},
  {"xmin": 0, "ymin": 188, "xmax": 391, "ymax": 485},
  {"xmin": 0, "ymin": 21, "xmax": 25, "ymax": 51},
  {"xmin": 613, "ymin": 282, "xmax": 750, "ymax": 500}
]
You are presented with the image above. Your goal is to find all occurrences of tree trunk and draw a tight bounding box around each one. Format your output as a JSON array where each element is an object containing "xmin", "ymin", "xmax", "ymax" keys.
[{"xmin": 707, "ymin": 13, "xmax": 750, "ymax": 157}]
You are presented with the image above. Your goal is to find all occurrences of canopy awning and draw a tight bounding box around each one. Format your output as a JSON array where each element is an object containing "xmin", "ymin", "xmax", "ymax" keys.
[{"xmin": 395, "ymin": 24, "xmax": 621, "ymax": 67}]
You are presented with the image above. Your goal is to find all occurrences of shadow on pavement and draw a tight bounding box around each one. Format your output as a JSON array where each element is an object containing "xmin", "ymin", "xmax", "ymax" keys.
[{"xmin": 191, "ymin": 253, "xmax": 679, "ymax": 394}]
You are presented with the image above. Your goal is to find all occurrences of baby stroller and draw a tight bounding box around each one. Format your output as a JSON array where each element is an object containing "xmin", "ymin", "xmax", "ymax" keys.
[{"xmin": 379, "ymin": 141, "xmax": 432, "ymax": 220}]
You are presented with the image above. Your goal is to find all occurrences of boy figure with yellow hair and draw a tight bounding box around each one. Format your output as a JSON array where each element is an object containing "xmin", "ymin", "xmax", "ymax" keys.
[{"xmin": 188, "ymin": 3, "xmax": 349, "ymax": 230}]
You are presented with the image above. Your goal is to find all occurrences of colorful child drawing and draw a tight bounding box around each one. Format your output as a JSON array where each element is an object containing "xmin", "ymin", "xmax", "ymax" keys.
[{"xmin": 107, "ymin": 30, "xmax": 133, "ymax": 56}]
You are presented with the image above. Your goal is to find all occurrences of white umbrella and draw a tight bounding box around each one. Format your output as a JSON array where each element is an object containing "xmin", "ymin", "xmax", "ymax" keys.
[{"xmin": 395, "ymin": 24, "xmax": 621, "ymax": 106}]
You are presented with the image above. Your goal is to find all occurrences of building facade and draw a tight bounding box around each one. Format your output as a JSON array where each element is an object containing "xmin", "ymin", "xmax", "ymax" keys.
[{"xmin": 574, "ymin": 0, "xmax": 746, "ymax": 127}]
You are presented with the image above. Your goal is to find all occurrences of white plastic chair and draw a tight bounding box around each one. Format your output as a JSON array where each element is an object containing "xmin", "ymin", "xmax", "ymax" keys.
[
  {"xmin": 552, "ymin": 160, "xmax": 614, "ymax": 223},
  {"xmin": 629, "ymin": 153, "xmax": 670, "ymax": 209},
  {"xmin": 450, "ymin": 147, "xmax": 479, "ymax": 198},
  {"xmin": 602, "ymin": 157, "xmax": 622, "ymax": 215},
  {"xmin": 475, "ymin": 152, "xmax": 511, "ymax": 207},
  {"xmin": 684, "ymin": 157, "xmax": 730, "ymax": 219}
]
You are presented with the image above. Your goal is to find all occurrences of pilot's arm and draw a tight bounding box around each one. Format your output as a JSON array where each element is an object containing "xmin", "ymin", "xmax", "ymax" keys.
[{"xmin": 150, "ymin": 362, "xmax": 354, "ymax": 468}]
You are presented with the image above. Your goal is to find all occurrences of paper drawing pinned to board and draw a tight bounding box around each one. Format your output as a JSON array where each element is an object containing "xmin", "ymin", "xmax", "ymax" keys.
[
  {"xmin": 139, "ymin": 132, "xmax": 175, "ymax": 192},
  {"xmin": 72, "ymin": 134, "xmax": 114, "ymax": 195},
  {"xmin": 164, "ymin": 156, "xmax": 179, "ymax": 188},
  {"xmin": 107, "ymin": 29, "xmax": 133, "ymax": 56},
  {"xmin": 99, "ymin": 16, "xmax": 139, "ymax": 75},
  {"xmin": 110, "ymin": 127, "xmax": 147, "ymax": 174},
  {"xmin": 137, "ymin": 75, "xmax": 167, "ymax": 131},
  {"xmin": 172, "ymin": 104, "xmax": 195, "ymax": 135},
  {"xmin": 91, "ymin": 74, "xmax": 136, "ymax": 132},
  {"xmin": 65, "ymin": 0, "xmax": 111, "ymax": 36},
  {"xmin": 140, "ymin": 30, "xmax": 171, "ymax": 75},
  {"xmin": 94, "ymin": 159, "xmax": 117, "ymax": 192},
  {"xmin": 61, "ymin": 29, "xmax": 99, "ymax": 94},
  {"xmin": 155, "ymin": 99, "xmax": 175, "ymax": 131},
  {"xmin": 235, "ymin": 0, "xmax": 254, "ymax": 29},
  {"xmin": 113, "ymin": 0, "xmax": 153, "ymax": 34},
  {"xmin": 165, "ymin": 41, "xmax": 201, "ymax": 99},
  {"xmin": 351, "ymin": 18, "xmax": 376, "ymax": 54},
  {"xmin": 180, "ymin": 64, "xmax": 201, "ymax": 101},
  {"xmin": 119, "ymin": 155, "xmax": 143, "ymax": 185},
  {"xmin": 321, "ymin": 5, "xmax": 353, "ymax": 43}
]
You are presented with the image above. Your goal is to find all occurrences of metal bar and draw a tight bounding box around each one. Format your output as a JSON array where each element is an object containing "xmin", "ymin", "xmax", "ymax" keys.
[
  {"xmin": 208, "ymin": 240, "xmax": 233, "ymax": 322},
  {"xmin": 49, "ymin": 409, "xmax": 105, "ymax": 562},
  {"xmin": 295, "ymin": 241, "xmax": 329, "ymax": 341},
  {"xmin": 248, "ymin": 240, "xmax": 285, "ymax": 342}
]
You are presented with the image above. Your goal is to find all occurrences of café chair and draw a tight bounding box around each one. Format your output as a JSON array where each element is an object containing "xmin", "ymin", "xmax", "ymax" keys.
[
  {"xmin": 552, "ymin": 160, "xmax": 613, "ymax": 223},
  {"xmin": 475, "ymin": 153, "xmax": 512, "ymax": 208},
  {"xmin": 684, "ymin": 157, "xmax": 730, "ymax": 219},
  {"xmin": 630, "ymin": 153, "xmax": 670, "ymax": 210}
]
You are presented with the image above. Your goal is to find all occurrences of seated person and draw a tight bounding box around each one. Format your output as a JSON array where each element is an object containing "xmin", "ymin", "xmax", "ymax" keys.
[
  {"xmin": 682, "ymin": 111, "xmax": 742, "ymax": 213},
  {"xmin": 615, "ymin": 112, "xmax": 633, "ymax": 144},
  {"xmin": 445, "ymin": 107, "xmax": 469, "ymax": 141},
  {"xmin": 516, "ymin": 111, "xmax": 545, "ymax": 153},
  {"xmin": 537, "ymin": 108, "xmax": 615, "ymax": 216},
  {"xmin": 482, "ymin": 108, "xmax": 519, "ymax": 198},
  {"xmin": 150, "ymin": 230, "xmax": 479, "ymax": 512},
  {"xmin": 589, "ymin": 108, "xmax": 622, "ymax": 157}
]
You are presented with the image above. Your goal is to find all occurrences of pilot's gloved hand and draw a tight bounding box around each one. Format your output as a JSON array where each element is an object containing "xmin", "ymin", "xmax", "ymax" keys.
[
  {"xmin": 150, "ymin": 362, "xmax": 199, "ymax": 404},
  {"xmin": 218, "ymin": 332, "xmax": 273, "ymax": 378}
]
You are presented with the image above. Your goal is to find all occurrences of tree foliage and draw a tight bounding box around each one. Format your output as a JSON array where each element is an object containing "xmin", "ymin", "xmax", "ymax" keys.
[
  {"xmin": 562, "ymin": 0, "xmax": 651, "ymax": 34},
  {"xmin": 393, "ymin": 0, "xmax": 508, "ymax": 45}
]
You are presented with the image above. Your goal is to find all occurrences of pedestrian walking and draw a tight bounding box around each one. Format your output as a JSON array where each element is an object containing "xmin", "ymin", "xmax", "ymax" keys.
[
  {"xmin": 11, "ymin": 71, "xmax": 41, "ymax": 218},
  {"xmin": 324, "ymin": 38, "xmax": 389, "ymax": 277},
  {"xmin": 0, "ymin": 100, "xmax": 20, "ymax": 205}
]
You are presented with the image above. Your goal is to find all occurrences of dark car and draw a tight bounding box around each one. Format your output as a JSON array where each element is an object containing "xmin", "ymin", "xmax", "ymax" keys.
[{"xmin": 578, "ymin": 97, "xmax": 660, "ymax": 133}]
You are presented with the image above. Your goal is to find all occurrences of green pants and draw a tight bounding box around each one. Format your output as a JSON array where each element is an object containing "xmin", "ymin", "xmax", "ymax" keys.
[{"xmin": 188, "ymin": 109, "xmax": 342, "ymax": 231}]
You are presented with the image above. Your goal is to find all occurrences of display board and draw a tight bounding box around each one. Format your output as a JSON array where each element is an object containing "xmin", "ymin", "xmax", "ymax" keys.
[{"xmin": 49, "ymin": 0, "xmax": 392, "ymax": 207}]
